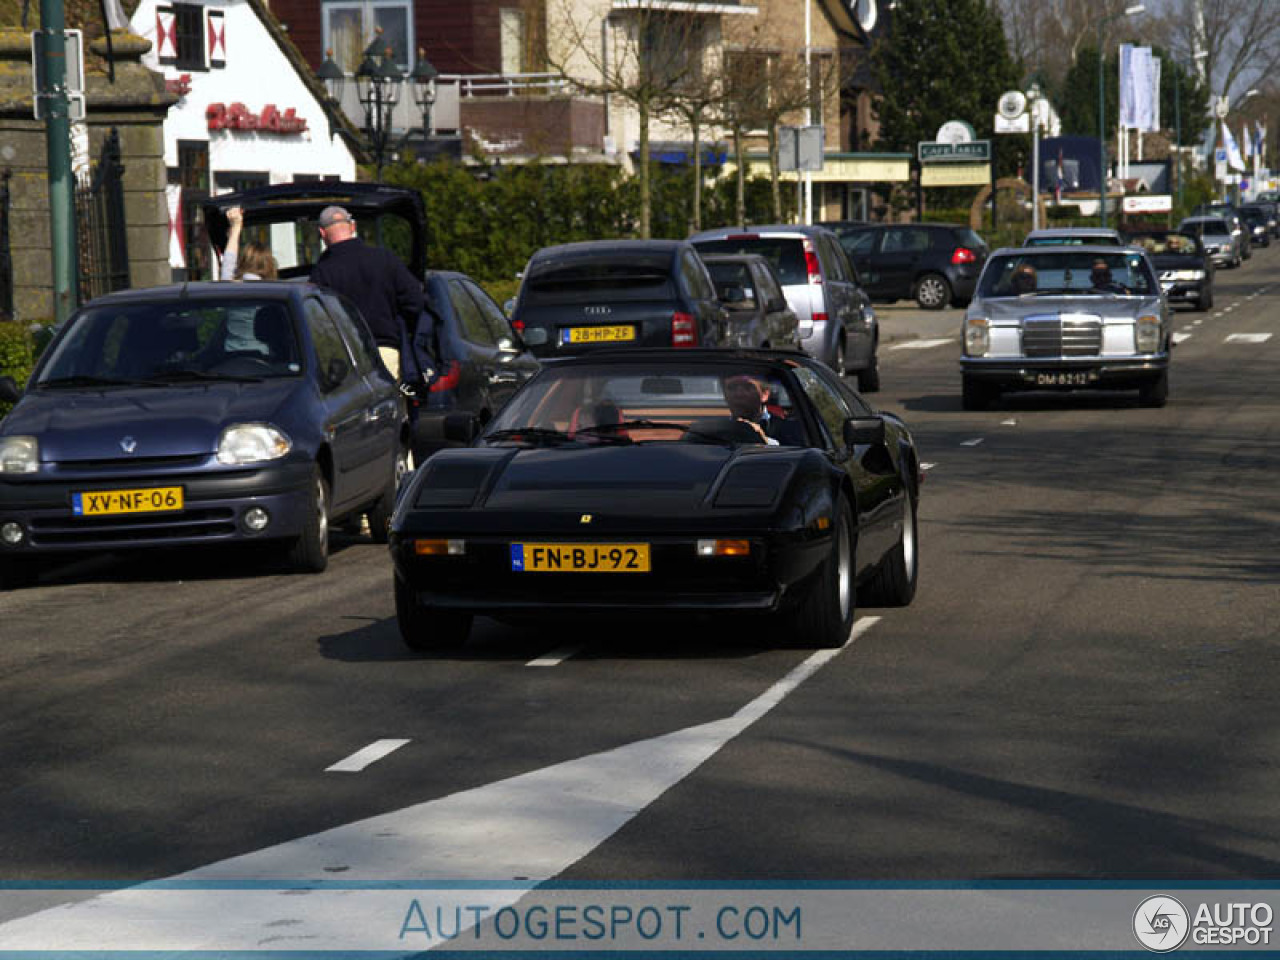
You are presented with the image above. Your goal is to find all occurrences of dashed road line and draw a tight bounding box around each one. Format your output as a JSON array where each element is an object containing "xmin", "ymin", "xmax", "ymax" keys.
[
  {"xmin": 527, "ymin": 645, "xmax": 585, "ymax": 667},
  {"xmin": 888, "ymin": 338, "xmax": 953, "ymax": 351},
  {"xmin": 920, "ymin": 462, "xmax": 937, "ymax": 472},
  {"xmin": 1000, "ymin": 418, "xmax": 1018, "ymax": 426},
  {"xmin": 960, "ymin": 438, "xmax": 985, "ymax": 447},
  {"xmin": 1224, "ymin": 333, "xmax": 1273, "ymax": 344},
  {"xmin": 1172, "ymin": 332, "xmax": 1193, "ymax": 344},
  {"xmin": 325, "ymin": 739, "xmax": 411, "ymax": 773}
]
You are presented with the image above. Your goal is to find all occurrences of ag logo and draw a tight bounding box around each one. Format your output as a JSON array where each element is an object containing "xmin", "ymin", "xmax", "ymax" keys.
[{"xmin": 1133, "ymin": 895, "xmax": 1190, "ymax": 952}]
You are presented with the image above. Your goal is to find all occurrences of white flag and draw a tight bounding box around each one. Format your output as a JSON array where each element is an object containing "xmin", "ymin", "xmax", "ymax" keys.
[{"xmin": 1223, "ymin": 122, "xmax": 1247, "ymax": 172}]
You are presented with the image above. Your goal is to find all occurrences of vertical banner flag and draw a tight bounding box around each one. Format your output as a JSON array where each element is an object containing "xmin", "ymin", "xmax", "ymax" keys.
[
  {"xmin": 1119, "ymin": 45, "xmax": 1136, "ymax": 128},
  {"xmin": 1223, "ymin": 122, "xmax": 1247, "ymax": 172},
  {"xmin": 1118, "ymin": 46, "xmax": 1159, "ymax": 132}
]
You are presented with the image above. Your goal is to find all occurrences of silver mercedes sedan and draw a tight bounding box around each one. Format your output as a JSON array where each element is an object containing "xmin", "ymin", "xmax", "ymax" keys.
[{"xmin": 959, "ymin": 246, "xmax": 1171, "ymax": 410}]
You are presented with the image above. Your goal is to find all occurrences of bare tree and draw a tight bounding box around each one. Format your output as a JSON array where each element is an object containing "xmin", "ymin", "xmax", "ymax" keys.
[
  {"xmin": 717, "ymin": 47, "xmax": 773, "ymax": 227},
  {"xmin": 658, "ymin": 63, "xmax": 723, "ymax": 233},
  {"xmin": 546, "ymin": 0, "xmax": 707, "ymax": 238},
  {"xmin": 1156, "ymin": 0, "xmax": 1280, "ymax": 107},
  {"xmin": 996, "ymin": 0, "xmax": 1144, "ymax": 87}
]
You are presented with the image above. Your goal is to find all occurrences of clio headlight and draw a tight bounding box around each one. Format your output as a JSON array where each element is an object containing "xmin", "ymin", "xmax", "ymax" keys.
[
  {"xmin": 217, "ymin": 424, "xmax": 291, "ymax": 465},
  {"xmin": 0, "ymin": 436, "xmax": 38, "ymax": 474},
  {"xmin": 963, "ymin": 316, "xmax": 989, "ymax": 357},
  {"xmin": 1135, "ymin": 314, "xmax": 1162, "ymax": 353}
]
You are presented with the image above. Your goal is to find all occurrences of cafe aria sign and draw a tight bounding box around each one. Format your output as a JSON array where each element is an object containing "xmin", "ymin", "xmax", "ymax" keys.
[{"xmin": 206, "ymin": 102, "xmax": 308, "ymax": 135}]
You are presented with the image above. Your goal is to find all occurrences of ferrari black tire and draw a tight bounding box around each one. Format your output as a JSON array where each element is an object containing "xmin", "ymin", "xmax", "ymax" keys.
[
  {"xmin": 1198, "ymin": 287, "xmax": 1213, "ymax": 312},
  {"xmin": 961, "ymin": 377, "xmax": 997, "ymax": 411},
  {"xmin": 366, "ymin": 444, "xmax": 409, "ymax": 545},
  {"xmin": 287, "ymin": 467, "xmax": 330, "ymax": 573},
  {"xmin": 856, "ymin": 350, "xmax": 881, "ymax": 393},
  {"xmin": 915, "ymin": 273, "xmax": 951, "ymax": 310},
  {"xmin": 395, "ymin": 574, "xmax": 471, "ymax": 650},
  {"xmin": 859, "ymin": 483, "xmax": 918, "ymax": 608},
  {"xmin": 783, "ymin": 497, "xmax": 856, "ymax": 649},
  {"xmin": 1138, "ymin": 370, "xmax": 1169, "ymax": 408}
]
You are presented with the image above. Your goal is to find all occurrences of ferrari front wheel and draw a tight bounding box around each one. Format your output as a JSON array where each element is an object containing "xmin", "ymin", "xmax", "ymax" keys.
[
  {"xmin": 395, "ymin": 574, "xmax": 471, "ymax": 650},
  {"xmin": 783, "ymin": 497, "xmax": 856, "ymax": 648}
]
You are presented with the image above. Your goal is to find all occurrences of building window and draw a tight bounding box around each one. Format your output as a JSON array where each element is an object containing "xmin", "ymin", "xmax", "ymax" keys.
[
  {"xmin": 323, "ymin": 0, "xmax": 413, "ymax": 73},
  {"xmin": 640, "ymin": 13, "xmax": 704, "ymax": 88},
  {"xmin": 214, "ymin": 171, "xmax": 269, "ymax": 194},
  {"xmin": 173, "ymin": 2, "xmax": 206, "ymax": 71},
  {"xmin": 500, "ymin": 8, "xmax": 525, "ymax": 75}
]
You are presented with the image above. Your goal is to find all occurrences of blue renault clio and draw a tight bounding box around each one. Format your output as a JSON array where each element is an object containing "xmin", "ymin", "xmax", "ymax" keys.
[{"xmin": 0, "ymin": 282, "xmax": 409, "ymax": 588}]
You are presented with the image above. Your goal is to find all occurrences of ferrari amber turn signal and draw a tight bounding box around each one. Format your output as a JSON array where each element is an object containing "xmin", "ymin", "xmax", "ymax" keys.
[
  {"xmin": 414, "ymin": 539, "xmax": 466, "ymax": 556},
  {"xmin": 696, "ymin": 539, "xmax": 751, "ymax": 557}
]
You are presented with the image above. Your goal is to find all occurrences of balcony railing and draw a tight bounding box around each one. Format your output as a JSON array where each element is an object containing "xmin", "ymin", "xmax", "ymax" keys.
[{"xmin": 441, "ymin": 73, "xmax": 571, "ymax": 98}]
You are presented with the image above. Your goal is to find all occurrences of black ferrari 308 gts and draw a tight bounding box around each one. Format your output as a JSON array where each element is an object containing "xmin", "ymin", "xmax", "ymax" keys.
[{"xmin": 389, "ymin": 349, "xmax": 921, "ymax": 649}]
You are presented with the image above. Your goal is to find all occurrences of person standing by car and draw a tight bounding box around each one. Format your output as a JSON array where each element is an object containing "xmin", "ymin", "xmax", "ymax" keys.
[{"xmin": 310, "ymin": 205, "xmax": 425, "ymax": 380}]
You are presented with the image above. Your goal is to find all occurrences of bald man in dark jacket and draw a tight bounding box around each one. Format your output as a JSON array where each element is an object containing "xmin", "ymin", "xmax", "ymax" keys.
[{"xmin": 310, "ymin": 205, "xmax": 425, "ymax": 379}]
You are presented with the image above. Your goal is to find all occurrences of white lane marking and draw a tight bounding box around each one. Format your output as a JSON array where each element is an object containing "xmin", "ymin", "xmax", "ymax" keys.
[
  {"xmin": 1194, "ymin": 319, "xmax": 1204, "ymax": 326},
  {"xmin": 1225, "ymin": 333, "xmax": 1273, "ymax": 343},
  {"xmin": 526, "ymin": 645, "xmax": 584, "ymax": 667},
  {"xmin": 325, "ymin": 739, "xmax": 411, "ymax": 773},
  {"xmin": 0, "ymin": 620, "xmax": 879, "ymax": 949},
  {"xmin": 960, "ymin": 438, "xmax": 985, "ymax": 447},
  {"xmin": 920, "ymin": 462, "xmax": 937, "ymax": 471},
  {"xmin": 888, "ymin": 338, "xmax": 953, "ymax": 351},
  {"xmin": 1213, "ymin": 312, "xmax": 1223, "ymax": 318},
  {"xmin": 1000, "ymin": 418, "xmax": 1017, "ymax": 426},
  {"xmin": 1172, "ymin": 332, "xmax": 1193, "ymax": 344}
]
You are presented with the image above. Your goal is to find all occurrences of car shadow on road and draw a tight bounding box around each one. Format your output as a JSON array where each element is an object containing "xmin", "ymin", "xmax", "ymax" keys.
[
  {"xmin": 317, "ymin": 614, "xmax": 769, "ymax": 664},
  {"xmin": 899, "ymin": 391, "xmax": 1154, "ymax": 414}
]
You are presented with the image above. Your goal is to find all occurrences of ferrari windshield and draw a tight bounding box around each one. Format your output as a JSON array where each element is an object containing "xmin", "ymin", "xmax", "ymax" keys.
[
  {"xmin": 979, "ymin": 250, "xmax": 1156, "ymax": 298},
  {"xmin": 36, "ymin": 300, "xmax": 303, "ymax": 385},
  {"xmin": 482, "ymin": 362, "xmax": 807, "ymax": 446}
]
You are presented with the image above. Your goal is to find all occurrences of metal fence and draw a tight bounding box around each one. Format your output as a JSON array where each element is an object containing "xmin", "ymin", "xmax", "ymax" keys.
[
  {"xmin": 75, "ymin": 128, "xmax": 130, "ymax": 303},
  {"xmin": 0, "ymin": 168, "xmax": 12, "ymax": 321}
]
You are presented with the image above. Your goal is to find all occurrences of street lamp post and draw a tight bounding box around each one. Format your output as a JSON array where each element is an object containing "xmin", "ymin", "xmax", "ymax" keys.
[
  {"xmin": 410, "ymin": 50, "xmax": 438, "ymax": 157},
  {"xmin": 1174, "ymin": 49, "xmax": 1208, "ymax": 212},
  {"xmin": 1098, "ymin": 3, "xmax": 1145, "ymax": 229},
  {"xmin": 355, "ymin": 38, "xmax": 404, "ymax": 180},
  {"xmin": 1030, "ymin": 83, "xmax": 1042, "ymax": 231}
]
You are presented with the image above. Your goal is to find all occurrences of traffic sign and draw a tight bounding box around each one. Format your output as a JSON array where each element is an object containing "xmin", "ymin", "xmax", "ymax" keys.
[
  {"xmin": 918, "ymin": 140, "xmax": 991, "ymax": 163},
  {"xmin": 779, "ymin": 126, "xmax": 825, "ymax": 172}
]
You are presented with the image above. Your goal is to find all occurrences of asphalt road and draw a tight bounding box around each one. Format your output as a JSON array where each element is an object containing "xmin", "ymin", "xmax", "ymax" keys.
[{"xmin": 2, "ymin": 249, "xmax": 1278, "ymax": 902}]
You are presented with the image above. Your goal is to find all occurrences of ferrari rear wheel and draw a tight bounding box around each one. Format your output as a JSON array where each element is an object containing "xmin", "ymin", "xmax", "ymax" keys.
[
  {"xmin": 784, "ymin": 497, "xmax": 856, "ymax": 649},
  {"xmin": 395, "ymin": 574, "xmax": 471, "ymax": 650},
  {"xmin": 859, "ymin": 481, "xmax": 918, "ymax": 607}
]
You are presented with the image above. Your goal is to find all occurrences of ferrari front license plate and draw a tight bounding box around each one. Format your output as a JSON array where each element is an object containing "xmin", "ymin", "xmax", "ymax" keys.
[
  {"xmin": 511, "ymin": 543, "xmax": 651, "ymax": 573},
  {"xmin": 72, "ymin": 486, "xmax": 184, "ymax": 516},
  {"xmin": 1033, "ymin": 371, "xmax": 1096, "ymax": 387},
  {"xmin": 561, "ymin": 325, "xmax": 636, "ymax": 345}
]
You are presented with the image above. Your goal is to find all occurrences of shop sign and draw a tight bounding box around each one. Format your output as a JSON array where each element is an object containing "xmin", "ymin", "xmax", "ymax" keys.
[{"xmin": 207, "ymin": 102, "xmax": 308, "ymax": 134}]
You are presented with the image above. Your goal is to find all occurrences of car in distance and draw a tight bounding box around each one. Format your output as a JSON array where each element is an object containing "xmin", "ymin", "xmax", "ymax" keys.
[
  {"xmin": 960, "ymin": 246, "xmax": 1171, "ymax": 409},
  {"xmin": 700, "ymin": 253, "xmax": 800, "ymax": 350},
  {"xmin": 1191, "ymin": 203, "xmax": 1250, "ymax": 259},
  {"xmin": 689, "ymin": 225, "xmax": 879, "ymax": 390},
  {"xmin": 1125, "ymin": 228, "xmax": 1214, "ymax": 312},
  {"xmin": 411, "ymin": 270, "xmax": 539, "ymax": 458},
  {"xmin": 0, "ymin": 283, "xmax": 409, "ymax": 588},
  {"xmin": 1022, "ymin": 227, "xmax": 1124, "ymax": 247},
  {"xmin": 1238, "ymin": 205, "xmax": 1272, "ymax": 248},
  {"xmin": 389, "ymin": 349, "xmax": 921, "ymax": 650},
  {"xmin": 508, "ymin": 240, "xmax": 728, "ymax": 357},
  {"xmin": 1179, "ymin": 216, "xmax": 1243, "ymax": 269},
  {"xmin": 826, "ymin": 222, "xmax": 989, "ymax": 309}
]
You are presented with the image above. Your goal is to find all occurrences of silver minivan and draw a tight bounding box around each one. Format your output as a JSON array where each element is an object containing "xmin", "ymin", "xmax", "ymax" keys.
[{"xmin": 690, "ymin": 225, "xmax": 880, "ymax": 391}]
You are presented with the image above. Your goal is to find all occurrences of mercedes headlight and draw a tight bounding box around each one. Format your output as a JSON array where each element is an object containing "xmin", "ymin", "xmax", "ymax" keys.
[
  {"xmin": 0, "ymin": 436, "xmax": 38, "ymax": 474},
  {"xmin": 964, "ymin": 316, "xmax": 989, "ymax": 357},
  {"xmin": 216, "ymin": 424, "xmax": 291, "ymax": 465},
  {"xmin": 1135, "ymin": 315, "xmax": 1162, "ymax": 353}
]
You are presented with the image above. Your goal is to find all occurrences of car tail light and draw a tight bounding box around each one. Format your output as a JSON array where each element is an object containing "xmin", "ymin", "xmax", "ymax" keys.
[
  {"xmin": 510, "ymin": 317, "xmax": 525, "ymax": 333},
  {"xmin": 428, "ymin": 360, "xmax": 462, "ymax": 393},
  {"xmin": 671, "ymin": 312, "xmax": 698, "ymax": 347},
  {"xmin": 804, "ymin": 241, "xmax": 823, "ymax": 285},
  {"xmin": 951, "ymin": 247, "xmax": 978, "ymax": 265}
]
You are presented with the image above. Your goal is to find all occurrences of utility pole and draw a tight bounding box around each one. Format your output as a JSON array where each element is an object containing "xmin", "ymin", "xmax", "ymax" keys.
[{"xmin": 36, "ymin": 0, "xmax": 79, "ymax": 322}]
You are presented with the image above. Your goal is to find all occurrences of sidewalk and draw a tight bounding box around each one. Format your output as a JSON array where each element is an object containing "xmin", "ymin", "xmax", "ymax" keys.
[{"xmin": 874, "ymin": 302, "xmax": 964, "ymax": 346}]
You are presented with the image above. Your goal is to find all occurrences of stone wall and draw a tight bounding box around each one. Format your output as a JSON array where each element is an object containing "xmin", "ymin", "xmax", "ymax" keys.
[{"xmin": 0, "ymin": 29, "xmax": 174, "ymax": 322}]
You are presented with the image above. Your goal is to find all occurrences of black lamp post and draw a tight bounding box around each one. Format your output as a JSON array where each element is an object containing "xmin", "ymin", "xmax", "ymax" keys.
[
  {"xmin": 355, "ymin": 36, "xmax": 404, "ymax": 179},
  {"xmin": 410, "ymin": 49, "xmax": 438, "ymax": 151},
  {"xmin": 317, "ymin": 49, "xmax": 346, "ymax": 102}
]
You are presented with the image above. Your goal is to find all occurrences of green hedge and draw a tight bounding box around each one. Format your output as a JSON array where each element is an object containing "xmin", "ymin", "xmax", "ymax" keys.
[
  {"xmin": 382, "ymin": 158, "xmax": 783, "ymax": 284},
  {"xmin": 0, "ymin": 322, "xmax": 35, "ymax": 421}
]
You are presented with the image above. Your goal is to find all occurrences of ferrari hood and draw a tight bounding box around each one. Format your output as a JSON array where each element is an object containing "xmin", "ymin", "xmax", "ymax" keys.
[{"xmin": 5, "ymin": 381, "xmax": 299, "ymax": 462}]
